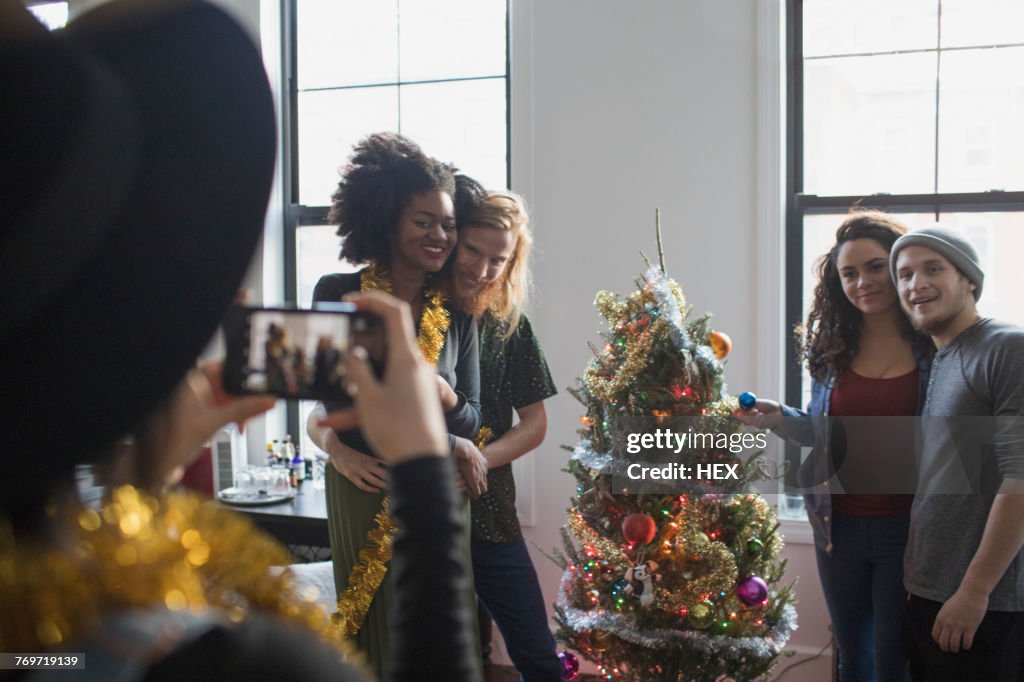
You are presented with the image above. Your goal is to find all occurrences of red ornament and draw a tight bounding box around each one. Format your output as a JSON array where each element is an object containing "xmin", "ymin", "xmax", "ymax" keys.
[{"xmin": 621, "ymin": 513, "xmax": 657, "ymax": 545}]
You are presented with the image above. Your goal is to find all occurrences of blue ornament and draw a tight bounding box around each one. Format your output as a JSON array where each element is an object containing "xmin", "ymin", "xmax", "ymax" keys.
[{"xmin": 738, "ymin": 391, "xmax": 758, "ymax": 410}]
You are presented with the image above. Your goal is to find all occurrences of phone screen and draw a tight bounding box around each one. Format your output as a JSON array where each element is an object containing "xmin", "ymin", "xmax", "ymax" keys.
[{"xmin": 223, "ymin": 304, "xmax": 384, "ymax": 402}]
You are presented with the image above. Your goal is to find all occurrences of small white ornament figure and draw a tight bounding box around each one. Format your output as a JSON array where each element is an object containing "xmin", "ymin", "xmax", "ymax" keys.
[{"xmin": 623, "ymin": 560, "xmax": 661, "ymax": 607}]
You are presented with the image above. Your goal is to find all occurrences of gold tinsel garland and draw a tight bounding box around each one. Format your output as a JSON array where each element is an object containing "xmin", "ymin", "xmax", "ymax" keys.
[
  {"xmin": 584, "ymin": 320, "xmax": 669, "ymax": 403},
  {"xmin": 475, "ymin": 426, "xmax": 495, "ymax": 450},
  {"xmin": 329, "ymin": 263, "xmax": 452, "ymax": 637},
  {"xmin": 331, "ymin": 499, "xmax": 398, "ymax": 637},
  {"xmin": 0, "ymin": 486, "xmax": 360, "ymax": 669},
  {"xmin": 652, "ymin": 532, "xmax": 737, "ymax": 613},
  {"xmin": 639, "ymin": 502, "xmax": 738, "ymax": 613},
  {"xmin": 359, "ymin": 262, "xmax": 449, "ymax": 366},
  {"xmin": 567, "ymin": 512, "xmax": 632, "ymax": 574}
]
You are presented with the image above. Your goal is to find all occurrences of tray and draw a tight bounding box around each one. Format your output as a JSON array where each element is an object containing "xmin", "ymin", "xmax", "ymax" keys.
[{"xmin": 217, "ymin": 487, "xmax": 296, "ymax": 507}]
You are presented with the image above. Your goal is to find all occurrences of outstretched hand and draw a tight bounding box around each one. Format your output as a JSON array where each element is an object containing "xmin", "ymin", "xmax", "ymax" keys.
[{"xmin": 732, "ymin": 398, "xmax": 784, "ymax": 430}]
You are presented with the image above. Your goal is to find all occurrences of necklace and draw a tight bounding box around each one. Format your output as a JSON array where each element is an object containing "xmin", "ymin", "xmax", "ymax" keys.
[{"xmin": 358, "ymin": 262, "xmax": 449, "ymax": 366}]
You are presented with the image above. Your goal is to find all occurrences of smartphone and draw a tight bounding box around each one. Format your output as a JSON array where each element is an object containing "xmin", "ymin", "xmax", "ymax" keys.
[{"xmin": 222, "ymin": 303, "xmax": 385, "ymax": 403}]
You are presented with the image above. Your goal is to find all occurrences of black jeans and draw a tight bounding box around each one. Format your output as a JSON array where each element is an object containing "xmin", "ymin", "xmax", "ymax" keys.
[{"xmin": 903, "ymin": 593, "xmax": 1024, "ymax": 681}]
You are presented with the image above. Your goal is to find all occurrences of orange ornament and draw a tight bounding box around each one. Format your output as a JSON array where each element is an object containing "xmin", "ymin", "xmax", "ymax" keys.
[{"xmin": 708, "ymin": 330, "xmax": 732, "ymax": 359}]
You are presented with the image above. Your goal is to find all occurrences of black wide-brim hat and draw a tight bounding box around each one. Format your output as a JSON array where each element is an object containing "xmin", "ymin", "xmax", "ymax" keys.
[{"xmin": 0, "ymin": 0, "xmax": 275, "ymax": 506}]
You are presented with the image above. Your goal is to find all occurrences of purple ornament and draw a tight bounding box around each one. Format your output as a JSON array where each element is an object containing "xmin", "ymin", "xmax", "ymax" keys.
[
  {"xmin": 558, "ymin": 651, "xmax": 580, "ymax": 680},
  {"xmin": 737, "ymin": 575, "xmax": 769, "ymax": 606}
]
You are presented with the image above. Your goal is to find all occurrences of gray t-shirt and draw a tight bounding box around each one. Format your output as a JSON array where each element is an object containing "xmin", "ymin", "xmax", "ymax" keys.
[{"xmin": 905, "ymin": 318, "xmax": 1024, "ymax": 610}]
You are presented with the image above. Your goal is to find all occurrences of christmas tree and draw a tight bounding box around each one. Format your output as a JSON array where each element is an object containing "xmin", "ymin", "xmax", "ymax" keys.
[{"xmin": 554, "ymin": 231, "xmax": 796, "ymax": 681}]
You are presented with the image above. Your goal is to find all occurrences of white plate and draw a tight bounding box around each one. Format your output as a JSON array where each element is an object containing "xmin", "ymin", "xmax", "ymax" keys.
[{"xmin": 217, "ymin": 487, "xmax": 296, "ymax": 506}]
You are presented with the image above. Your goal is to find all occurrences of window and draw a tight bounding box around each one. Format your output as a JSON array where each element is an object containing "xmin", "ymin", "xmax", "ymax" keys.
[
  {"xmin": 281, "ymin": 0, "xmax": 509, "ymax": 450},
  {"xmin": 784, "ymin": 0, "xmax": 1024, "ymax": 511},
  {"xmin": 27, "ymin": 1, "xmax": 67, "ymax": 29}
]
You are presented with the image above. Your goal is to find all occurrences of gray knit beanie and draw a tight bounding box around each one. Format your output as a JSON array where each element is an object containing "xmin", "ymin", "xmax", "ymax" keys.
[{"xmin": 890, "ymin": 225, "xmax": 984, "ymax": 300}]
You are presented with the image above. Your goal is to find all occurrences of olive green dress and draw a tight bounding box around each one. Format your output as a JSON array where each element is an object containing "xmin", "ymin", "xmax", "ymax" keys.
[{"xmin": 314, "ymin": 272, "xmax": 482, "ymax": 679}]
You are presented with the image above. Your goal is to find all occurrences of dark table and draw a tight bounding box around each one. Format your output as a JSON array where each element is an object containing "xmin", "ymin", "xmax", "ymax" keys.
[{"xmin": 219, "ymin": 484, "xmax": 330, "ymax": 551}]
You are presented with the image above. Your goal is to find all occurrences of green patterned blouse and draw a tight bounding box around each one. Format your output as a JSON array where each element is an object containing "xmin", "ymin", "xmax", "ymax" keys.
[{"xmin": 470, "ymin": 311, "xmax": 557, "ymax": 543}]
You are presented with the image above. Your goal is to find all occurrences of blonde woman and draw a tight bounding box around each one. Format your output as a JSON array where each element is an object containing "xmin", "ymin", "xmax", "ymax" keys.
[{"xmin": 450, "ymin": 177, "xmax": 562, "ymax": 681}]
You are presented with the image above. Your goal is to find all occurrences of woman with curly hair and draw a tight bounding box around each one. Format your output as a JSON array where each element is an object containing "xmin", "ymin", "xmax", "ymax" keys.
[
  {"xmin": 736, "ymin": 210, "xmax": 933, "ymax": 681},
  {"xmin": 306, "ymin": 133, "xmax": 486, "ymax": 678}
]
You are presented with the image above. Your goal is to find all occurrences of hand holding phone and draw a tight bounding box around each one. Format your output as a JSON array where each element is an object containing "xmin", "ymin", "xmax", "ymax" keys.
[
  {"xmin": 222, "ymin": 303, "xmax": 385, "ymax": 403},
  {"xmin": 318, "ymin": 291, "xmax": 450, "ymax": 464}
]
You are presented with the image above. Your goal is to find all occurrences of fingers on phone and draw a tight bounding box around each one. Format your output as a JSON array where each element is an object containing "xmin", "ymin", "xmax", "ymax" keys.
[{"xmin": 344, "ymin": 347, "xmax": 372, "ymax": 392}]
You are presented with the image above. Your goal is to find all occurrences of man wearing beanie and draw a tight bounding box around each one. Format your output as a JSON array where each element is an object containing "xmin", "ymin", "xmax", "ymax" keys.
[{"xmin": 892, "ymin": 226, "xmax": 1024, "ymax": 680}]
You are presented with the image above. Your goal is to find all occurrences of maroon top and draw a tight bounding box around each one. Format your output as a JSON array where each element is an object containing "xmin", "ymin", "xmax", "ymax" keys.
[{"xmin": 829, "ymin": 367, "xmax": 918, "ymax": 517}]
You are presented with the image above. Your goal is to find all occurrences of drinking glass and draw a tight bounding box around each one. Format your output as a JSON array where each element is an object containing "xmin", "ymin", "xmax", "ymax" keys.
[{"xmin": 234, "ymin": 467, "xmax": 254, "ymax": 493}]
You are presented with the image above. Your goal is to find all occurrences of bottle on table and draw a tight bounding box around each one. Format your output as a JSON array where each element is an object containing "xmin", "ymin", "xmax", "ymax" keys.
[{"xmin": 285, "ymin": 435, "xmax": 303, "ymax": 488}]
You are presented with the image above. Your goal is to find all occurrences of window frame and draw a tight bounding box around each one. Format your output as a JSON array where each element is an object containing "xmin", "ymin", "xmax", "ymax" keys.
[
  {"xmin": 784, "ymin": 0, "xmax": 1024, "ymax": 493},
  {"xmin": 278, "ymin": 0, "xmax": 512, "ymax": 439}
]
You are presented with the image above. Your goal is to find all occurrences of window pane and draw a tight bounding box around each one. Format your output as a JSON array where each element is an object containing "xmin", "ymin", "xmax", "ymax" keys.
[
  {"xmin": 937, "ymin": 47, "xmax": 1024, "ymax": 193},
  {"xmin": 941, "ymin": 0, "xmax": 1024, "ymax": 48},
  {"xmin": 804, "ymin": 53, "xmax": 936, "ymax": 196},
  {"xmin": 294, "ymin": 227, "xmax": 359, "ymax": 458},
  {"xmin": 296, "ymin": 0, "xmax": 398, "ymax": 90},
  {"xmin": 930, "ymin": 212, "xmax": 1024, "ymax": 325},
  {"xmin": 400, "ymin": 79, "xmax": 508, "ymax": 190},
  {"xmin": 295, "ymin": 225, "xmax": 361, "ymax": 307},
  {"xmin": 28, "ymin": 2, "xmax": 67, "ymax": 30},
  {"xmin": 398, "ymin": 0, "xmax": 506, "ymax": 82},
  {"xmin": 297, "ymin": 86, "xmax": 399, "ymax": 206},
  {"xmin": 803, "ymin": 0, "xmax": 936, "ymax": 58}
]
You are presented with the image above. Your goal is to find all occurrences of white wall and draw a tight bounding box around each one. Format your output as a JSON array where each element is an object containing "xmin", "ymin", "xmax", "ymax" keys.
[{"xmin": 509, "ymin": 1, "xmax": 833, "ymax": 679}]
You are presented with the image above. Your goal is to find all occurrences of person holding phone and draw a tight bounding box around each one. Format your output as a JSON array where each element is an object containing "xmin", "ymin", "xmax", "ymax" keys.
[
  {"xmin": 306, "ymin": 133, "xmax": 485, "ymax": 678},
  {"xmin": 0, "ymin": 2, "xmax": 477, "ymax": 680},
  {"xmin": 735, "ymin": 211, "xmax": 933, "ymax": 681},
  {"xmin": 446, "ymin": 178, "xmax": 562, "ymax": 681}
]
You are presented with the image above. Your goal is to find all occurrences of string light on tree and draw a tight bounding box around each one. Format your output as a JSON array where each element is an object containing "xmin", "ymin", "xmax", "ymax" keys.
[{"xmin": 554, "ymin": 212, "xmax": 796, "ymax": 681}]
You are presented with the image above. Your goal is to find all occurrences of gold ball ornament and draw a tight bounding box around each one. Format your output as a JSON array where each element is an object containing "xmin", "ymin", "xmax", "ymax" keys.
[
  {"xmin": 691, "ymin": 531, "xmax": 710, "ymax": 547},
  {"xmin": 688, "ymin": 602, "xmax": 715, "ymax": 629},
  {"xmin": 708, "ymin": 330, "xmax": 732, "ymax": 359},
  {"xmin": 589, "ymin": 629, "xmax": 614, "ymax": 652}
]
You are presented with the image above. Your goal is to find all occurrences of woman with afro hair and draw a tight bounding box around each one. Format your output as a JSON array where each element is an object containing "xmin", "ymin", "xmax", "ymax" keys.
[
  {"xmin": 736, "ymin": 210, "xmax": 934, "ymax": 681},
  {"xmin": 307, "ymin": 132, "xmax": 486, "ymax": 678}
]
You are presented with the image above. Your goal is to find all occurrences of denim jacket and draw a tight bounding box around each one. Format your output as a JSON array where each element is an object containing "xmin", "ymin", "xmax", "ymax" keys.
[{"xmin": 773, "ymin": 348, "xmax": 932, "ymax": 554}]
